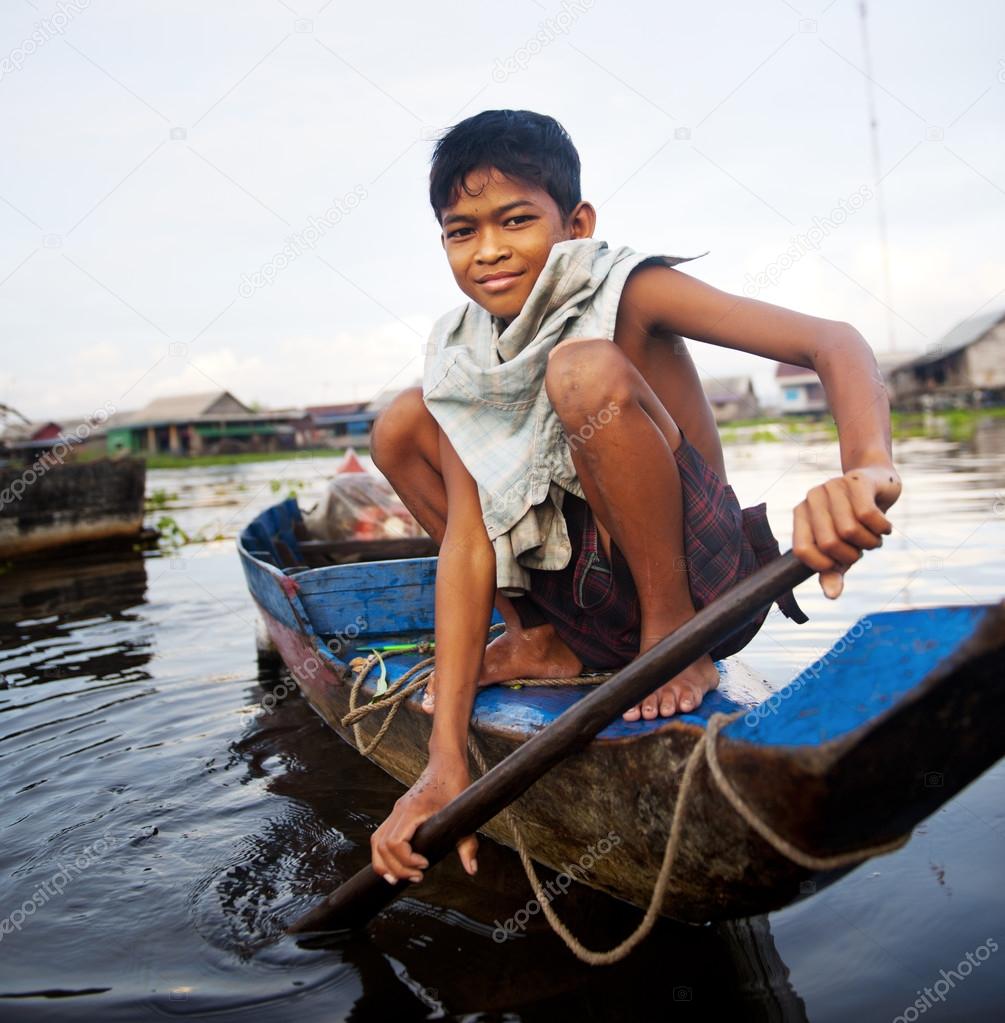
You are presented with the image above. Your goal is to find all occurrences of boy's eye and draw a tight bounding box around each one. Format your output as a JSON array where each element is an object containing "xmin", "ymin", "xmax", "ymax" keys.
[{"xmin": 447, "ymin": 215, "xmax": 535, "ymax": 239}]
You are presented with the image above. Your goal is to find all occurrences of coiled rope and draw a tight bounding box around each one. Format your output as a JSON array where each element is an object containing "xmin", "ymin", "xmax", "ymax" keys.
[{"xmin": 338, "ymin": 636, "xmax": 911, "ymax": 964}]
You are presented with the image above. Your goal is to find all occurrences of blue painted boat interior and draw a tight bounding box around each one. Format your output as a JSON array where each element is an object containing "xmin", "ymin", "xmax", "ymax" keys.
[
  {"xmin": 334, "ymin": 638, "xmax": 749, "ymax": 741},
  {"xmin": 722, "ymin": 605, "xmax": 990, "ymax": 747},
  {"xmin": 240, "ymin": 500, "xmax": 994, "ymax": 748}
]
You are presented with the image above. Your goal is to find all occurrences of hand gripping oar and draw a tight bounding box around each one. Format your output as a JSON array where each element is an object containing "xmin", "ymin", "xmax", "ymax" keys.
[{"xmin": 287, "ymin": 550, "xmax": 814, "ymax": 934}]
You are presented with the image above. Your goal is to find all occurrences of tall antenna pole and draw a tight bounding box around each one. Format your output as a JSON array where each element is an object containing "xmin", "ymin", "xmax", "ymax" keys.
[{"xmin": 858, "ymin": 0, "xmax": 896, "ymax": 352}]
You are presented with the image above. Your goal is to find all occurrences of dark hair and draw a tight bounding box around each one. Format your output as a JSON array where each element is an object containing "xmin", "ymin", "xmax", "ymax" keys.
[{"xmin": 429, "ymin": 110, "xmax": 582, "ymax": 224}]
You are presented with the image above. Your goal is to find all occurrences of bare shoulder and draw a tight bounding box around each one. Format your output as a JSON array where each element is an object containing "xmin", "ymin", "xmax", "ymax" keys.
[
  {"xmin": 617, "ymin": 260, "xmax": 697, "ymax": 334},
  {"xmin": 613, "ymin": 261, "xmax": 695, "ymax": 352},
  {"xmin": 616, "ymin": 261, "xmax": 682, "ymax": 338}
]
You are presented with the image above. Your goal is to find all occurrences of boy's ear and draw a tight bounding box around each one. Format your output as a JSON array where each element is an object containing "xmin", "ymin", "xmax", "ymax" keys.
[{"xmin": 569, "ymin": 201, "xmax": 597, "ymax": 239}]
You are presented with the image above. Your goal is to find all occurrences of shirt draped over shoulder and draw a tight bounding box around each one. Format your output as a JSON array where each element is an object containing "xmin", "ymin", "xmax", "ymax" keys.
[{"xmin": 422, "ymin": 237, "xmax": 703, "ymax": 595}]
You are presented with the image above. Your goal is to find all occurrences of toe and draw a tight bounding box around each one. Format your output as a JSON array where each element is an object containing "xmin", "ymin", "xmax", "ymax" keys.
[
  {"xmin": 623, "ymin": 704, "xmax": 642, "ymax": 722},
  {"xmin": 678, "ymin": 687, "xmax": 696, "ymax": 713},
  {"xmin": 641, "ymin": 696, "xmax": 659, "ymax": 720},
  {"xmin": 659, "ymin": 688, "xmax": 677, "ymax": 716}
]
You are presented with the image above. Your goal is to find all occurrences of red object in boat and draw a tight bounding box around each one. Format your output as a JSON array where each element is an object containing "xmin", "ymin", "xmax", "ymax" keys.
[{"xmin": 335, "ymin": 448, "xmax": 367, "ymax": 474}]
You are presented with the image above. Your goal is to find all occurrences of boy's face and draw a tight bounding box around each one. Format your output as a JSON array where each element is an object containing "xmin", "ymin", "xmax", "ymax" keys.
[{"xmin": 439, "ymin": 166, "xmax": 596, "ymax": 326}]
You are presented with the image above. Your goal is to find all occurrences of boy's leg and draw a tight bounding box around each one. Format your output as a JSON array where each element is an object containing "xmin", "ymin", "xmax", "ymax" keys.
[
  {"xmin": 545, "ymin": 338, "xmax": 719, "ymax": 720},
  {"xmin": 370, "ymin": 387, "xmax": 448, "ymax": 542},
  {"xmin": 371, "ymin": 388, "xmax": 581, "ymax": 707}
]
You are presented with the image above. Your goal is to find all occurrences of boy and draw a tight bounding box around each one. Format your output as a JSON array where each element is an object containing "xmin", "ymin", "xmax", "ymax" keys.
[{"xmin": 369, "ymin": 109, "xmax": 902, "ymax": 886}]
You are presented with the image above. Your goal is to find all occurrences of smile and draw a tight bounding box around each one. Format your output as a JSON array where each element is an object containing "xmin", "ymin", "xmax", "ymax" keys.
[{"xmin": 479, "ymin": 273, "xmax": 523, "ymax": 293}]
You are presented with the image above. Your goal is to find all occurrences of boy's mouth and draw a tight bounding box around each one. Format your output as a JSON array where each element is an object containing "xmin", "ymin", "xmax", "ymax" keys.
[{"xmin": 477, "ymin": 271, "xmax": 524, "ymax": 293}]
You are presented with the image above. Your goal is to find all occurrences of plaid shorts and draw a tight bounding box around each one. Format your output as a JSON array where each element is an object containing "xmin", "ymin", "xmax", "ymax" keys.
[{"xmin": 522, "ymin": 430, "xmax": 808, "ymax": 668}]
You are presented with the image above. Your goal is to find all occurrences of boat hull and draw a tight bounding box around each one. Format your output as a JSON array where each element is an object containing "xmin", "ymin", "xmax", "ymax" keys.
[
  {"xmin": 240, "ymin": 498, "xmax": 1005, "ymax": 924},
  {"xmin": 0, "ymin": 458, "xmax": 146, "ymax": 559}
]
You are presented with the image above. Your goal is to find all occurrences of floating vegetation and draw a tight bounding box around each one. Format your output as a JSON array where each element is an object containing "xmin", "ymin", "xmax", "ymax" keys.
[
  {"xmin": 153, "ymin": 514, "xmax": 225, "ymax": 555},
  {"xmin": 145, "ymin": 488, "xmax": 179, "ymax": 510},
  {"xmin": 269, "ymin": 478, "xmax": 305, "ymax": 500}
]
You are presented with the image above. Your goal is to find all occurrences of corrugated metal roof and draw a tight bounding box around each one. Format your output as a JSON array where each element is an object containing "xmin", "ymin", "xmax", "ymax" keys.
[
  {"xmin": 700, "ymin": 376, "xmax": 755, "ymax": 402},
  {"xmin": 306, "ymin": 402, "xmax": 369, "ymax": 416},
  {"xmin": 904, "ymin": 306, "xmax": 1005, "ymax": 369},
  {"xmin": 130, "ymin": 390, "xmax": 249, "ymax": 422},
  {"xmin": 0, "ymin": 420, "xmax": 61, "ymax": 443}
]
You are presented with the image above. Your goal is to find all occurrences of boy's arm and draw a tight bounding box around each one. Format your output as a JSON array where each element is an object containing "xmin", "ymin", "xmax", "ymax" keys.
[
  {"xmin": 624, "ymin": 265, "xmax": 902, "ymax": 597},
  {"xmin": 370, "ymin": 426, "xmax": 495, "ymax": 884}
]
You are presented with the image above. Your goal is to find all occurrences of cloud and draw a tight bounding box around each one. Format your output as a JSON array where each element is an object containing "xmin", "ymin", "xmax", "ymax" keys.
[{"xmin": 9, "ymin": 315, "xmax": 433, "ymax": 420}]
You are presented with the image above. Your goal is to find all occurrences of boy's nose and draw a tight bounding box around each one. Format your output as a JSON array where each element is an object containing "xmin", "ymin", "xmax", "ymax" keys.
[{"xmin": 475, "ymin": 229, "xmax": 511, "ymax": 263}]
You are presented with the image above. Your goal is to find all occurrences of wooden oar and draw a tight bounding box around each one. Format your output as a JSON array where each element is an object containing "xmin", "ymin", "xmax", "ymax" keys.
[{"xmin": 288, "ymin": 550, "xmax": 814, "ymax": 934}]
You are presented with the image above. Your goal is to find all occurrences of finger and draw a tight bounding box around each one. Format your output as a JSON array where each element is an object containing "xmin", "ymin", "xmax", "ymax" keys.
[
  {"xmin": 819, "ymin": 566, "xmax": 846, "ymax": 600},
  {"xmin": 845, "ymin": 473, "xmax": 894, "ymax": 534},
  {"xmin": 376, "ymin": 837, "xmax": 412, "ymax": 881},
  {"xmin": 823, "ymin": 479, "xmax": 885, "ymax": 552},
  {"xmin": 382, "ymin": 839, "xmax": 426, "ymax": 882},
  {"xmin": 792, "ymin": 500, "xmax": 835, "ymax": 572},
  {"xmin": 371, "ymin": 829, "xmax": 415, "ymax": 884},
  {"xmin": 805, "ymin": 486, "xmax": 862, "ymax": 567},
  {"xmin": 370, "ymin": 832, "xmax": 392, "ymax": 882},
  {"xmin": 381, "ymin": 814, "xmax": 430, "ymax": 881},
  {"xmin": 457, "ymin": 834, "xmax": 479, "ymax": 876}
]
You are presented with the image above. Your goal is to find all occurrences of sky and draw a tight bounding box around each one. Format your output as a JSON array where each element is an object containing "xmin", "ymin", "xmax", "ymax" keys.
[{"xmin": 1, "ymin": 0, "xmax": 1003, "ymax": 422}]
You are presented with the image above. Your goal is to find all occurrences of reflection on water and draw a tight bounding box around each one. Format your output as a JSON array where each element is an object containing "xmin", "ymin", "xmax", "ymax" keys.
[{"xmin": 0, "ymin": 424, "xmax": 1002, "ymax": 1022}]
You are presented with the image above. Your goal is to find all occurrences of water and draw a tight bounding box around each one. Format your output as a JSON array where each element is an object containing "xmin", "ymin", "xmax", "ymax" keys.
[{"xmin": 1, "ymin": 426, "xmax": 1003, "ymax": 1022}]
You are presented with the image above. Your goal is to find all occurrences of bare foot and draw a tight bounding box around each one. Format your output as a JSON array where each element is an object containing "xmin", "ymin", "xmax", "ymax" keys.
[
  {"xmin": 622, "ymin": 653, "xmax": 719, "ymax": 722},
  {"xmin": 421, "ymin": 622, "xmax": 582, "ymax": 714}
]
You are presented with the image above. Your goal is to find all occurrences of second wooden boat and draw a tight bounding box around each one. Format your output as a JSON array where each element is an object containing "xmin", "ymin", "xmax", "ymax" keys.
[{"xmin": 0, "ymin": 458, "xmax": 146, "ymax": 559}]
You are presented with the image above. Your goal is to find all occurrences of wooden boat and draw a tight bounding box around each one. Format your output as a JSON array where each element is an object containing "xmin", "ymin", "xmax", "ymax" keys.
[
  {"xmin": 0, "ymin": 457, "xmax": 146, "ymax": 559},
  {"xmin": 239, "ymin": 496, "xmax": 1005, "ymax": 924}
]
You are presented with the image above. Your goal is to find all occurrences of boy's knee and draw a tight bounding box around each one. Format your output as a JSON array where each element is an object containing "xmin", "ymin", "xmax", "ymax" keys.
[
  {"xmin": 545, "ymin": 337, "xmax": 633, "ymax": 413},
  {"xmin": 371, "ymin": 386, "xmax": 429, "ymax": 471}
]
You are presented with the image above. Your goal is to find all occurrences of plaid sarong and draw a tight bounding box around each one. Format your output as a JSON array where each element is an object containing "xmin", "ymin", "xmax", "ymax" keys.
[{"xmin": 523, "ymin": 430, "xmax": 808, "ymax": 667}]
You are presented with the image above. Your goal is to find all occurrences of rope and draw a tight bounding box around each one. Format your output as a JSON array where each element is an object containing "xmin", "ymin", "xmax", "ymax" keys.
[
  {"xmin": 343, "ymin": 653, "xmax": 436, "ymax": 756},
  {"xmin": 338, "ymin": 639, "xmax": 912, "ymax": 965},
  {"xmin": 701, "ymin": 712, "xmax": 912, "ymax": 871},
  {"xmin": 339, "ymin": 625, "xmax": 612, "ymax": 754}
]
